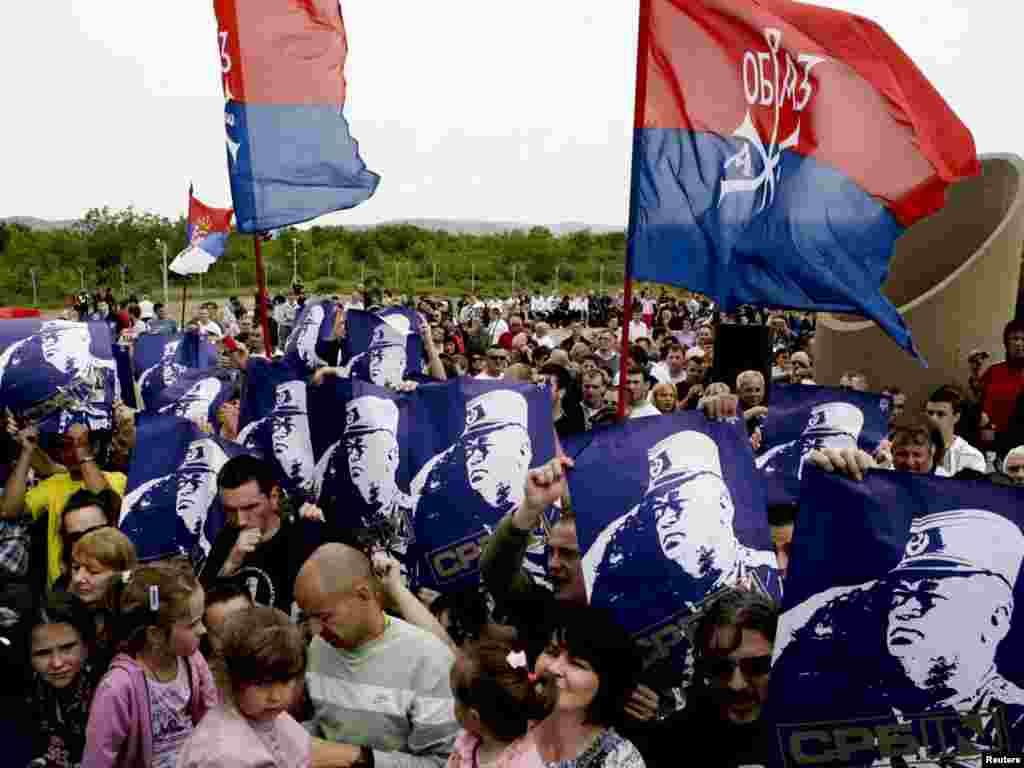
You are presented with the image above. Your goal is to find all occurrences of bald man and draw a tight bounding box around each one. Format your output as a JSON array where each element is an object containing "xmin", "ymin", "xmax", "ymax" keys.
[{"xmin": 296, "ymin": 544, "xmax": 458, "ymax": 768}]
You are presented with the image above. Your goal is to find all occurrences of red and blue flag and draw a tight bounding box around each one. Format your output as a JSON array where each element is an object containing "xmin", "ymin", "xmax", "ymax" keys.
[
  {"xmin": 170, "ymin": 185, "xmax": 234, "ymax": 275},
  {"xmin": 213, "ymin": 0, "xmax": 380, "ymax": 233},
  {"xmin": 628, "ymin": 0, "xmax": 980, "ymax": 357}
]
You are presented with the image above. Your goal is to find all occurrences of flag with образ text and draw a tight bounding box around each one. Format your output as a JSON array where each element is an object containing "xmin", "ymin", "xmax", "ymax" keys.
[
  {"xmin": 628, "ymin": 0, "xmax": 980, "ymax": 358},
  {"xmin": 214, "ymin": 0, "xmax": 380, "ymax": 233}
]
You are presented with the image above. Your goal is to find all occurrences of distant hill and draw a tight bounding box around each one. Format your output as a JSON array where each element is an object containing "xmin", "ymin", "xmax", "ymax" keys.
[
  {"xmin": 343, "ymin": 218, "xmax": 625, "ymax": 236},
  {"xmin": 0, "ymin": 216, "xmax": 76, "ymax": 231}
]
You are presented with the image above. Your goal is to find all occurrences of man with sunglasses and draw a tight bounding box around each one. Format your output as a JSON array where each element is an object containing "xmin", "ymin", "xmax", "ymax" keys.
[
  {"xmin": 475, "ymin": 345, "xmax": 508, "ymax": 380},
  {"xmin": 637, "ymin": 589, "xmax": 779, "ymax": 768}
]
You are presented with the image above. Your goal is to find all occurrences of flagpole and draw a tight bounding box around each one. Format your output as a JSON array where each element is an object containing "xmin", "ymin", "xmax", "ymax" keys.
[
  {"xmin": 617, "ymin": 0, "xmax": 652, "ymax": 419},
  {"xmin": 181, "ymin": 282, "xmax": 188, "ymax": 328},
  {"xmin": 253, "ymin": 235, "xmax": 274, "ymax": 357}
]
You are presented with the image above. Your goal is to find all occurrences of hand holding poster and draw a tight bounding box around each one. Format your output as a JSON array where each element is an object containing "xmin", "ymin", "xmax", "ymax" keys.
[
  {"xmin": 769, "ymin": 468, "xmax": 1024, "ymax": 767},
  {"xmin": 567, "ymin": 412, "xmax": 781, "ymax": 682},
  {"xmin": 756, "ymin": 385, "xmax": 890, "ymax": 505}
]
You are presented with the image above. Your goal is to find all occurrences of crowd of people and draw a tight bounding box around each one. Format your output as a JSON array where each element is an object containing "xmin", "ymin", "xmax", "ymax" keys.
[{"xmin": 2, "ymin": 281, "xmax": 1023, "ymax": 768}]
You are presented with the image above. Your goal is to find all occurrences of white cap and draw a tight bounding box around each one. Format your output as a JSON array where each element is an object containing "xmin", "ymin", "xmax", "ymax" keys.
[
  {"xmin": 891, "ymin": 509, "xmax": 1024, "ymax": 592},
  {"xmin": 685, "ymin": 347, "xmax": 706, "ymax": 361},
  {"xmin": 463, "ymin": 389, "xmax": 529, "ymax": 437},
  {"xmin": 346, "ymin": 395, "xmax": 400, "ymax": 437},
  {"xmin": 647, "ymin": 430, "xmax": 723, "ymax": 494},
  {"xmin": 370, "ymin": 313, "xmax": 411, "ymax": 349},
  {"xmin": 272, "ymin": 381, "xmax": 307, "ymax": 413},
  {"xmin": 803, "ymin": 402, "xmax": 864, "ymax": 439}
]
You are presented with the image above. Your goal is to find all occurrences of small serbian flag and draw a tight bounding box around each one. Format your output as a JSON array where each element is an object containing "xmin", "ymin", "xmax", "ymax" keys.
[
  {"xmin": 628, "ymin": 0, "xmax": 980, "ymax": 357},
  {"xmin": 214, "ymin": 0, "xmax": 380, "ymax": 233},
  {"xmin": 170, "ymin": 186, "xmax": 234, "ymax": 276}
]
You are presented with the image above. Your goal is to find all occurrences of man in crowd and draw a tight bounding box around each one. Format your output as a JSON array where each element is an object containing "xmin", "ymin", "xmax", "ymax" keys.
[
  {"xmin": 980, "ymin": 319, "xmax": 1024, "ymax": 443},
  {"xmin": 2, "ymin": 423, "xmax": 124, "ymax": 587},
  {"xmin": 651, "ymin": 343, "xmax": 688, "ymax": 387},
  {"xmin": 200, "ymin": 455, "xmax": 321, "ymax": 614},
  {"xmin": 789, "ymin": 351, "xmax": 815, "ymax": 384},
  {"xmin": 497, "ymin": 314, "xmax": 525, "ymax": 350},
  {"xmin": 638, "ymin": 589, "xmax": 780, "ymax": 768},
  {"xmin": 147, "ymin": 302, "xmax": 178, "ymax": 334},
  {"xmin": 296, "ymin": 543, "xmax": 459, "ymax": 768},
  {"xmin": 580, "ymin": 368, "xmax": 615, "ymax": 430},
  {"xmin": 924, "ymin": 385, "xmax": 986, "ymax": 476},
  {"xmin": 196, "ymin": 304, "xmax": 223, "ymax": 339},
  {"xmin": 474, "ymin": 345, "xmax": 508, "ymax": 380},
  {"xmin": 627, "ymin": 365, "xmax": 661, "ymax": 419}
]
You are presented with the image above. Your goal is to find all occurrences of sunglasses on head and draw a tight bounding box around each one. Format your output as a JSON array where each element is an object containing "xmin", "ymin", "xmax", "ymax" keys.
[
  {"xmin": 64, "ymin": 523, "xmax": 111, "ymax": 547},
  {"xmin": 704, "ymin": 654, "xmax": 772, "ymax": 681}
]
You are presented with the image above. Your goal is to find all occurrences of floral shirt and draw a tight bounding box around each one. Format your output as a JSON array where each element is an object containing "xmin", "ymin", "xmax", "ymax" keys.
[
  {"xmin": 27, "ymin": 661, "xmax": 101, "ymax": 768},
  {"xmin": 497, "ymin": 729, "xmax": 644, "ymax": 768}
]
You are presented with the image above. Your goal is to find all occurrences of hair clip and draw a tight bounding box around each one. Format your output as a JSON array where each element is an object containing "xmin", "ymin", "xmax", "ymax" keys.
[
  {"xmin": 527, "ymin": 672, "xmax": 538, "ymax": 683},
  {"xmin": 506, "ymin": 650, "xmax": 527, "ymax": 670},
  {"xmin": 148, "ymin": 585, "xmax": 160, "ymax": 612}
]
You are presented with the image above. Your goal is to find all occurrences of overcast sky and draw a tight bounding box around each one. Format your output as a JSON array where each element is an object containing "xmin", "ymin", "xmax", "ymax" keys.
[{"xmin": 3, "ymin": 1, "xmax": 1018, "ymax": 228}]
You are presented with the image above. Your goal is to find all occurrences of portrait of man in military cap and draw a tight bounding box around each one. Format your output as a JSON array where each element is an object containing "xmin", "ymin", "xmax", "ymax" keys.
[
  {"xmin": 756, "ymin": 401, "xmax": 865, "ymax": 482},
  {"xmin": 157, "ymin": 375, "xmax": 226, "ymax": 427},
  {"xmin": 336, "ymin": 312, "xmax": 412, "ymax": 389},
  {"xmin": 312, "ymin": 394, "xmax": 413, "ymax": 551},
  {"xmin": 121, "ymin": 435, "xmax": 233, "ymax": 563},
  {"xmin": 138, "ymin": 337, "xmax": 186, "ymax": 402},
  {"xmin": 0, "ymin": 319, "xmax": 116, "ymax": 430},
  {"xmin": 774, "ymin": 508, "xmax": 1024, "ymax": 766},
  {"xmin": 583, "ymin": 430, "xmax": 779, "ymax": 618},
  {"xmin": 237, "ymin": 380, "xmax": 316, "ymax": 498},
  {"xmin": 409, "ymin": 388, "xmax": 538, "ymax": 585},
  {"xmin": 286, "ymin": 300, "xmax": 329, "ymax": 370}
]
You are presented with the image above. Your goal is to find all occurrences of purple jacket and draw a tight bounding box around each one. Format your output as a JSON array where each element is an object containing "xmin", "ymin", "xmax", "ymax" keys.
[{"xmin": 82, "ymin": 651, "xmax": 218, "ymax": 768}]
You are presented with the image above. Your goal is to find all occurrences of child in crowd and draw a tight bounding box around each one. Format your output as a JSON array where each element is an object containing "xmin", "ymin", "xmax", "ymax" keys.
[
  {"xmin": 25, "ymin": 591, "xmax": 104, "ymax": 768},
  {"xmin": 177, "ymin": 606, "xmax": 310, "ymax": 768},
  {"xmin": 82, "ymin": 559, "xmax": 217, "ymax": 768},
  {"xmin": 448, "ymin": 640, "xmax": 558, "ymax": 768}
]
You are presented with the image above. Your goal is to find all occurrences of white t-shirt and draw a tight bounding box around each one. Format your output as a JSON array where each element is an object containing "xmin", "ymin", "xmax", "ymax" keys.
[
  {"xmin": 535, "ymin": 335, "xmax": 557, "ymax": 349},
  {"xmin": 629, "ymin": 402, "xmax": 662, "ymax": 419},
  {"xmin": 197, "ymin": 320, "xmax": 223, "ymax": 338},
  {"xmin": 475, "ymin": 371, "xmax": 502, "ymax": 380},
  {"xmin": 641, "ymin": 299, "xmax": 657, "ymax": 317},
  {"xmin": 938, "ymin": 435, "xmax": 986, "ymax": 477},
  {"xmin": 651, "ymin": 362, "xmax": 687, "ymax": 385},
  {"xmin": 138, "ymin": 299, "xmax": 155, "ymax": 319}
]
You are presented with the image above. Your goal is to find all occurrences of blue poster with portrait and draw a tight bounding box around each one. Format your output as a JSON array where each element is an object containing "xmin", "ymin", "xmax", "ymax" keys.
[
  {"xmin": 284, "ymin": 298, "xmax": 336, "ymax": 374},
  {"xmin": 404, "ymin": 377, "xmax": 557, "ymax": 593},
  {"xmin": 238, "ymin": 358, "xmax": 316, "ymax": 501},
  {"xmin": 755, "ymin": 385, "xmax": 890, "ymax": 506},
  {"xmin": 0, "ymin": 319, "xmax": 117, "ymax": 432},
  {"xmin": 768, "ymin": 469, "xmax": 1024, "ymax": 767},
  {"xmin": 134, "ymin": 331, "xmax": 218, "ymax": 409},
  {"xmin": 149, "ymin": 368, "xmax": 239, "ymax": 436},
  {"xmin": 566, "ymin": 413, "xmax": 781, "ymax": 685},
  {"xmin": 307, "ymin": 377, "xmax": 413, "ymax": 555},
  {"xmin": 120, "ymin": 413, "xmax": 254, "ymax": 567},
  {"xmin": 341, "ymin": 307, "xmax": 426, "ymax": 389}
]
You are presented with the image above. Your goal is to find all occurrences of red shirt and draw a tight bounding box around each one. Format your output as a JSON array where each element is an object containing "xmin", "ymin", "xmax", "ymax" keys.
[
  {"xmin": 498, "ymin": 331, "xmax": 517, "ymax": 350},
  {"xmin": 981, "ymin": 362, "xmax": 1024, "ymax": 433}
]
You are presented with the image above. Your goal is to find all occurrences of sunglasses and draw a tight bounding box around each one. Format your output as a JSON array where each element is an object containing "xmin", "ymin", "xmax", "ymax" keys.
[
  {"xmin": 64, "ymin": 523, "xmax": 111, "ymax": 548},
  {"xmin": 704, "ymin": 654, "xmax": 772, "ymax": 681},
  {"xmin": 488, "ymin": 355, "xmax": 509, "ymax": 363}
]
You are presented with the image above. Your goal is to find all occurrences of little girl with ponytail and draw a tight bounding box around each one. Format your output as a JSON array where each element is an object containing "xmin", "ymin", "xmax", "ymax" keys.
[
  {"xmin": 82, "ymin": 559, "xmax": 218, "ymax": 768},
  {"xmin": 448, "ymin": 640, "xmax": 558, "ymax": 768}
]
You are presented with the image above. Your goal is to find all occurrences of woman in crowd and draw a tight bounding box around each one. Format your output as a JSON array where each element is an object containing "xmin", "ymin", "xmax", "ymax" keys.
[
  {"xmin": 82, "ymin": 559, "xmax": 217, "ymax": 768},
  {"xmin": 497, "ymin": 604, "xmax": 645, "ymax": 768},
  {"xmin": 448, "ymin": 640, "xmax": 558, "ymax": 768},
  {"xmin": 54, "ymin": 488, "xmax": 119, "ymax": 590},
  {"xmin": 70, "ymin": 527, "xmax": 137, "ymax": 657},
  {"xmin": 177, "ymin": 606, "xmax": 309, "ymax": 768},
  {"xmin": 25, "ymin": 591, "xmax": 104, "ymax": 768}
]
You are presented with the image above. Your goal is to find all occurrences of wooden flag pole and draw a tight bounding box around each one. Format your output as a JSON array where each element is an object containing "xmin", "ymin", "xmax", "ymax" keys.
[
  {"xmin": 180, "ymin": 282, "xmax": 188, "ymax": 328},
  {"xmin": 616, "ymin": 0, "xmax": 652, "ymax": 419},
  {"xmin": 254, "ymin": 235, "xmax": 274, "ymax": 357}
]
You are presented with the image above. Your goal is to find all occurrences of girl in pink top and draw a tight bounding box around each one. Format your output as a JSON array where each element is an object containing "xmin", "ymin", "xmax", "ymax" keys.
[
  {"xmin": 82, "ymin": 560, "xmax": 218, "ymax": 768},
  {"xmin": 177, "ymin": 605, "xmax": 310, "ymax": 768},
  {"xmin": 447, "ymin": 641, "xmax": 557, "ymax": 768}
]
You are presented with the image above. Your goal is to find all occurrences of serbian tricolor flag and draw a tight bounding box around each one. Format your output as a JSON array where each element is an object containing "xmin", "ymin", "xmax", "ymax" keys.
[
  {"xmin": 170, "ymin": 186, "xmax": 234, "ymax": 276},
  {"xmin": 628, "ymin": 0, "xmax": 980, "ymax": 357},
  {"xmin": 214, "ymin": 0, "xmax": 380, "ymax": 233}
]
